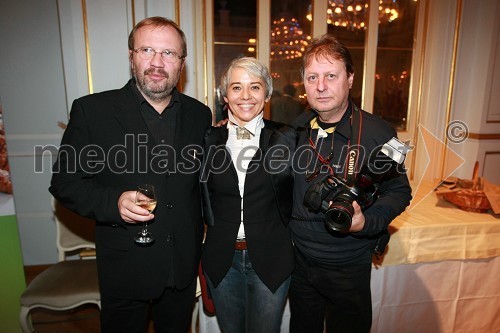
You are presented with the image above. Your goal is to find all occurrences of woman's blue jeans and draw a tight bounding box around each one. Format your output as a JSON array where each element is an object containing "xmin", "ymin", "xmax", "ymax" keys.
[{"xmin": 206, "ymin": 249, "xmax": 290, "ymax": 333}]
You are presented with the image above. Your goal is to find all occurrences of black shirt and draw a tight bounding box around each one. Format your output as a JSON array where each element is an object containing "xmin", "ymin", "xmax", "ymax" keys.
[{"xmin": 130, "ymin": 80, "xmax": 180, "ymax": 147}]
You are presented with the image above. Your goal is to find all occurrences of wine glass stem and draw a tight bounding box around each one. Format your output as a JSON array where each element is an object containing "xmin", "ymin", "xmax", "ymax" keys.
[{"xmin": 142, "ymin": 221, "xmax": 148, "ymax": 235}]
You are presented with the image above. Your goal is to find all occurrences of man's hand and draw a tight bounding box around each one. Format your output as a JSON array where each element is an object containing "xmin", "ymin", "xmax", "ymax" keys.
[
  {"xmin": 215, "ymin": 118, "xmax": 228, "ymax": 127},
  {"xmin": 118, "ymin": 191, "xmax": 154, "ymax": 223},
  {"xmin": 349, "ymin": 201, "xmax": 365, "ymax": 232}
]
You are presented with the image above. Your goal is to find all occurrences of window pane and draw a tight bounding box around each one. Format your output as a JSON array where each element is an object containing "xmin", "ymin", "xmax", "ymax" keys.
[
  {"xmin": 213, "ymin": 0, "xmax": 257, "ymax": 121},
  {"xmin": 270, "ymin": 0, "xmax": 312, "ymax": 124},
  {"xmin": 214, "ymin": 0, "xmax": 256, "ymax": 44},
  {"xmin": 213, "ymin": 44, "xmax": 255, "ymax": 121},
  {"xmin": 374, "ymin": 0, "xmax": 418, "ymax": 130}
]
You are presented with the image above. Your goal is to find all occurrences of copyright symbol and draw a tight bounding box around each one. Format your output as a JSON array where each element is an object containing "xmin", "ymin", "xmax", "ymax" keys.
[{"xmin": 446, "ymin": 120, "xmax": 468, "ymax": 144}]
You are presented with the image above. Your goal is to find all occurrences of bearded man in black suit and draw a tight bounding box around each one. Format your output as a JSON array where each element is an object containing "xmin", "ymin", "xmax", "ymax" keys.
[{"xmin": 49, "ymin": 17, "xmax": 212, "ymax": 333}]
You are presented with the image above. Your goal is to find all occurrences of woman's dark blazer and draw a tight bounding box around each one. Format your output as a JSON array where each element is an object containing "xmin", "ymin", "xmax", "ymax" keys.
[{"xmin": 201, "ymin": 119, "xmax": 296, "ymax": 292}]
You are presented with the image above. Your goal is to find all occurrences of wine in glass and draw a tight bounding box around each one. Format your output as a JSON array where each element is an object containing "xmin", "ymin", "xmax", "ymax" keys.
[{"xmin": 134, "ymin": 184, "xmax": 157, "ymax": 246}]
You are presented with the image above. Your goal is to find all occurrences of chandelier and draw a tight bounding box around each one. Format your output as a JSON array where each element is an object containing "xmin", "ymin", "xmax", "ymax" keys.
[
  {"xmin": 270, "ymin": 16, "xmax": 311, "ymax": 61},
  {"xmin": 307, "ymin": 0, "xmax": 400, "ymax": 31}
]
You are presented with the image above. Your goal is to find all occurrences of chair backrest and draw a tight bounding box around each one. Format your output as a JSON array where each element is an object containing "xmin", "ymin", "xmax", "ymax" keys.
[{"xmin": 51, "ymin": 197, "xmax": 96, "ymax": 261}]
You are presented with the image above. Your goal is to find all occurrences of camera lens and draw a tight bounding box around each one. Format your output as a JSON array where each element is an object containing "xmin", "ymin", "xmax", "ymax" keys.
[{"xmin": 324, "ymin": 199, "xmax": 353, "ymax": 232}]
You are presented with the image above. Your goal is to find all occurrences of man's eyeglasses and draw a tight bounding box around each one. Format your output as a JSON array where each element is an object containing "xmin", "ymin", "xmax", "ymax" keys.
[{"xmin": 132, "ymin": 47, "xmax": 185, "ymax": 63}]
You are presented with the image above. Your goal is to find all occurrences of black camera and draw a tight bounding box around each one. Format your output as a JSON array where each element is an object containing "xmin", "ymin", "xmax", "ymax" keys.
[{"xmin": 303, "ymin": 137, "xmax": 411, "ymax": 232}]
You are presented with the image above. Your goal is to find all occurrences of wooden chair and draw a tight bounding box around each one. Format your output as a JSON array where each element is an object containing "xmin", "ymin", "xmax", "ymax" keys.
[{"xmin": 19, "ymin": 197, "xmax": 100, "ymax": 332}]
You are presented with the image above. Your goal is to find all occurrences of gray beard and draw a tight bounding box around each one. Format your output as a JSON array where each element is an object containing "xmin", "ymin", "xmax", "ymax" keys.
[
  {"xmin": 134, "ymin": 69, "xmax": 175, "ymax": 102},
  {"xmin": 140, "ymin": 83, "xmax": 173, "ymax": 102}
]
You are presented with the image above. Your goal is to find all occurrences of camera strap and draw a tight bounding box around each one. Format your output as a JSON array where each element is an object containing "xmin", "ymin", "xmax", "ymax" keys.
[
  {"xmin": 345, "ymin": 104, "xmax": 363, "ymax": 186},
  {"xmin": 347, "ymin": 105, "xmax": 391, "ymax": 257},
  {"xmin": 305, "ymin": 102, "xmax": 363, "ymax": 183}
]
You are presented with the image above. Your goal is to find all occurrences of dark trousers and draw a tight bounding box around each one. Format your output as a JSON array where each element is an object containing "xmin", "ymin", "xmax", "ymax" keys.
[
  {"xmin": 100, "ymin": 278, "xmax": 197, "ymax": 333},
  {"xmin": 289, "ymin": 249, "xmax": 372, "ymax": 333}
]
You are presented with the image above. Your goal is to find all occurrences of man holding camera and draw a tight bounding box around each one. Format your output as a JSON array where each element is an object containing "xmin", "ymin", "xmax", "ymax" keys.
[{"xmin": 289, "ymin": 34, "xmax": 412, "ymax": 333}]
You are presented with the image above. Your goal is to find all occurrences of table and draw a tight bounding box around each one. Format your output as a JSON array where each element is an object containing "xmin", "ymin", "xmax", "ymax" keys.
[
  {"xmin": 370, "ymin": 182, "xmax": 500, "ymax": 333},
  {"xmin": 379, "ymin": 182, "xmax": 500, "ymax": 267},
  {"xmin": 197, "ymin": 182, "xmax": 500, "ymax": 332}
]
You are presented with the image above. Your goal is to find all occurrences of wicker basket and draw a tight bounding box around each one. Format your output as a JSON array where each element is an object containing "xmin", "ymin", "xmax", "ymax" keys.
[
  {"xmin": 442, "ymin": 189, "xmax": 491, "ymax": 213},
  {"xmin": 440, "ymin": 161, "xmax": 492, "ymax": 213}
]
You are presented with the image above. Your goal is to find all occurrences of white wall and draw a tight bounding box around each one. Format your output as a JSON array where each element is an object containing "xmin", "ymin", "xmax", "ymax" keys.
[
  {"xmin": 450, "ymin": 0, "xmax": 500, "ymax": 183},
  {"xmin": 410, "ymin": 0, "xmax": 500, "ymax": 184},
  {"xmin": 1, "ymin": 0, "xmax": 69, "ymax": 265}
]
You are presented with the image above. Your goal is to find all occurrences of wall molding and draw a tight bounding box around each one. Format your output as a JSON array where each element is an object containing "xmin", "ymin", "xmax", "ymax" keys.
[{"xmin": 468, "ymin": 132, "xmax": 500, "ymax": 140}]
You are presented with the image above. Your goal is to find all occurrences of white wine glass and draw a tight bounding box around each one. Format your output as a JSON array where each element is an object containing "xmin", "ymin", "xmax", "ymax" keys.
[{"xmin": 134, "ymin": 184, "xmax": 157, "ymax": 246}]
